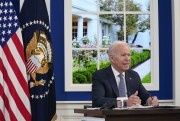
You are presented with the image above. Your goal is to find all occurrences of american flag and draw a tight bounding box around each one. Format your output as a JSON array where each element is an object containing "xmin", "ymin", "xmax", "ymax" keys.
[{"xmin": 0, "ymin": 0, "xmax": 31, "ymax": 121}]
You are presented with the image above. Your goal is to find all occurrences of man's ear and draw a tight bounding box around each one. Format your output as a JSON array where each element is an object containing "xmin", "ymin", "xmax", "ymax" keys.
[{"xmin": 109, "ymin": 54, "xmax": 115, "ymax": 63}]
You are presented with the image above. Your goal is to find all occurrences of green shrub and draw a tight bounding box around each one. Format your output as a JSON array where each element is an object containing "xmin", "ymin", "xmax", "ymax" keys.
[
  {"xmin": 130, "ymin": 57, "xmax": 134, "ymax": 68},
  {"xmin": 86, "ymin": 63, "xmax": 97, "ymax": 73},
  {"xmin": 140, "ymin": 50, "xmax": 150, "ymax": 62},
  {"xmin": 100, "ymin": 60, "xmax": 110, "ymax": 69},
  {"xmin": 130, "ymin": 50, "xmax": 136, "ymax": 56},
  {"xmin": 73, "ymin": 75, "xmax": 79, "ymax": 84},
  {"xmin": 81, "ymin": 71, "xmax": 92, "ymax": 83},
  {"xmin": 73, "ymin": 72, "xmax": 87, "ymax": 84},
  {"xmin": 130, "ymin": 50, "xmax": 150, "ymax": 68}
]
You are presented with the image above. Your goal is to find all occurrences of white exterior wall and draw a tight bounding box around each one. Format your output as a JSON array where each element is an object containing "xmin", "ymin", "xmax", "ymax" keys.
[{"xmin": 72, "ymin": 0, "xmax": 97, "ymax": 12}]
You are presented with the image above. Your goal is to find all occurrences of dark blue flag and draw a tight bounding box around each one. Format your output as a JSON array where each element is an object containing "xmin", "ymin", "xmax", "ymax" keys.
[{"xmin": 19, "ymin": 0, "xmax": 56, "ymax": 121}]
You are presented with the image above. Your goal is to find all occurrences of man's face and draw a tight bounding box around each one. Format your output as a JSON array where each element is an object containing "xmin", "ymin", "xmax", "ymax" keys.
[{"xmin": 110, "ymin": 44, "xmax": 131, "ymax": 73}]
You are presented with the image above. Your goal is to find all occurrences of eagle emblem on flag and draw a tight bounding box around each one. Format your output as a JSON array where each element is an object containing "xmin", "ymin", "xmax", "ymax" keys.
[
  {"xmin": 26, "ymin": 31, "xmax": 53, "ymax": 88},
  {"xmin": 19, "ymin": 0, "xmax": 56, "ymax": 120}
]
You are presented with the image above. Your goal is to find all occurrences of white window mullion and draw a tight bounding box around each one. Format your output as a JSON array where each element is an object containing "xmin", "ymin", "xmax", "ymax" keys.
[{"xmin": 123, "ymin": 0, "xmax": 126, "ymax": 42}]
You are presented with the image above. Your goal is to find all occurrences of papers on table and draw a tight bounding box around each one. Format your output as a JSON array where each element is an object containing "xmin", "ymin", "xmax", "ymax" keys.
[
  {"xmin": 128, "ymin": 105, "xmax": 154, "ymax": 109},
  {"xmin": 86, "ymin": 107, "xmax": 100, "ymax": 110},
  {"xmin": 86, "ymin": 105, "xmax": 154, "ymax": 110},
  {"xmin": 114, "ymin": 105, "xmax": 154, "ymax": 110}
]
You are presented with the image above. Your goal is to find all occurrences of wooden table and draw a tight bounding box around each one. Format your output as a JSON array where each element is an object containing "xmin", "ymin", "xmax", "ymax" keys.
[{"xmin": 74, "ymin": 106, "xmax": 180, "ymax": 121}]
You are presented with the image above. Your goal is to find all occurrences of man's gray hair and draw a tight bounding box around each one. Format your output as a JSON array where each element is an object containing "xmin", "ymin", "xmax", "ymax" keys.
[{"xmin": 108, "ymin": 41, "xmax": 128, "ymax": 56}]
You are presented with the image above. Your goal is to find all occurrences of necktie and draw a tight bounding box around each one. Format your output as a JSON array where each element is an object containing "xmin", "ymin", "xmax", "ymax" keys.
[{"xmin": 119, "ymin": 73, "xmax": 126, "ymax": 97}]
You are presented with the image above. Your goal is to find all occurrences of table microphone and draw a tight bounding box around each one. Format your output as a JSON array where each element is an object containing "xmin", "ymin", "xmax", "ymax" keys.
[{"xmin": 100, "ymin": 101, "xmax": 115, "ymax": 109}]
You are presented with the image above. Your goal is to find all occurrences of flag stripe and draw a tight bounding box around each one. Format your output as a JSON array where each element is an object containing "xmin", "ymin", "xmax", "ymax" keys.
[
  {"xmin": 29, "ymin": 66, "xmax": 37, "ymax": 73},
  {"xmin": 0, "ymin": 47, "xmax": 30, "ymax": 113},
  {"xmin": 0, "ymin": 71, "xmax": 24, "ymax": 121},
  {"xmin": 0, "ymin": 97, "xmax": 8, "ymax": 121},
  {"xmin": 0, "ymin": 85, "xmax": 11, "ymax": 121},
  {"xmin": 11, "ymin": 29, "xmax": 26, "ymax": 63},
  {"xmin": 26, "ymin": 59, "xmax": 38, "ymax": 73},
  {"xmin": 1, "ymin": 45, "xmax": 31, "ymax": 118},
  {"xmin": 0, "ymin": 84, "xmax": 17, "ymax": 121},
  {"xmin": 30, "ymin": 66, "xmax": 37, "ymax": 73},
  {"xmin": 0, "ymin": 109, "xmax": 5, "ymax": 121},
  {"xmin": 0, "ymin": 62, "xmax": 30, "ymax": 120},
  {"xmin": 26, "ymin": 60, "xmax": 32, "ymax": 70},
  {"xmin": 0, "ymin": 84, "xmax": 6, "ymax": 121},
  {"xmin": 27, "ymin": 60, "xmax": 34, "ymax": 71},
  {"xmin": 9, "ymin": 36, "xmax": 29, "ymax": 86},
  {"xmin": 3, "ymin": 42, "xmax": 29, "ymax": 96}
]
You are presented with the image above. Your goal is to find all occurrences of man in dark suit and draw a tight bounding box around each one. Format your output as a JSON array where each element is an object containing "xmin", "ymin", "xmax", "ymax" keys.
[{"xmin": 92, "ymin": 41, "xmax": 158, "ymax": 108}]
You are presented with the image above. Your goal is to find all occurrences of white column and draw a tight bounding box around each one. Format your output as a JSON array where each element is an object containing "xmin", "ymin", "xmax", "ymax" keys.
[
  {"xmin": 88, "ymin": 19, "xmax": 92, "ymax": 39},
  {"xmin": 88, "ymin": 18, "xmax": 97, "ymax": 43},
  {"xmin": 77, "ymin": 17, "xmax": 83, "ymax": 40},
  {"xmin": 172, "ymin": 0, "xmax": 180, "ymax": 106}
]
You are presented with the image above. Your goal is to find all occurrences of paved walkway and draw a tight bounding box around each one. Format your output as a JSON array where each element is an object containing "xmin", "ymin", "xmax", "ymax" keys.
[{"xmin": 133, "ymin": 59, "xmax": 151, "ymax": 79}]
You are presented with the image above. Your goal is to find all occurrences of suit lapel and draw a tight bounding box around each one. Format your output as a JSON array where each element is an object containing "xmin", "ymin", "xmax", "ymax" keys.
[
  {"xmin": 106, "ymin": 66, "xmax": 119, "ymax": 97},
  {"xmin": 125, "ymin": 71, "xmax": 134, "ymax": 97}
]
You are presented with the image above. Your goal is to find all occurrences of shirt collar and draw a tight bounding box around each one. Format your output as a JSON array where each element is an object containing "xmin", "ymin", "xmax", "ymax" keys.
[{"xmin": 111, "ymin": 65, "xmax": 125, "ymax": 77}]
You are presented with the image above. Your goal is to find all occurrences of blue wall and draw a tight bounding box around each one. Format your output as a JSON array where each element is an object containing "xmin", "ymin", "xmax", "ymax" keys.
[
  {"xmin": 51, "ymin": 0, "xmax": 172, "ymax": 101},
  {"xmin": 16, "ymin": 0, "xmax": 172, "ymax": 101},
  {"xmin": 51, "ymin": 0, "xmax": 92, "ymax": 101}
]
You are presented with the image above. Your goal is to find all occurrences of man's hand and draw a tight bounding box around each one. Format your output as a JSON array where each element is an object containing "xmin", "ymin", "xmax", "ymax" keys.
[
  {"xmin": 146, "ymin": 96, "xmax": 158, "ymax": 106},
  {"xmin": 127, "ymin": 91, "xmax": 141, "ymax": 107}
]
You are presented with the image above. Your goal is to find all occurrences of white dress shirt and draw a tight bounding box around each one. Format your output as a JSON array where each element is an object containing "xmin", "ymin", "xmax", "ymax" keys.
[{"xmin": 111, "ymin": 66, "xmax": 127, "ymax": 97}]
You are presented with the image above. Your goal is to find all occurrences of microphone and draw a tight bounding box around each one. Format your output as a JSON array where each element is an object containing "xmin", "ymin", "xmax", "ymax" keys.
[{"xmin": 100, "ymin": 101, "xmax": 115, "ymax": 109}]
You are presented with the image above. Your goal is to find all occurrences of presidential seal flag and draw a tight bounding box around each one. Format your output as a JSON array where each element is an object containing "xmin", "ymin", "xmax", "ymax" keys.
[
  {"xmin": 19, "ymin": 0, "xmax": 56, "ymax": 121},
  {"xmin": 0, "ymin": 0, "xmax": 31, "ymax": 120}
]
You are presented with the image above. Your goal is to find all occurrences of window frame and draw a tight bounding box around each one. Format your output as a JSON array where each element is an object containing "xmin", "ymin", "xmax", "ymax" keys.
[{"xmin": 64, "ymin": 0, "xmax": 159, "ymax": 91}]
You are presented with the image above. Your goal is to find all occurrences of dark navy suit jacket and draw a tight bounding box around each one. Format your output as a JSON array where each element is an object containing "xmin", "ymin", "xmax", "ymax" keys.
[{"xmin": 92, "ymin": 66, "xmax": 151, "ymax": 107}]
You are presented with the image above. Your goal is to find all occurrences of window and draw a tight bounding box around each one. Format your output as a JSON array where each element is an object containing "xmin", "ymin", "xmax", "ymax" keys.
[
  {"xmin": 65, "ymin": 0, "xmax": 159, "ymax": 91},
  {"xmin": 83, "ymin": 19, "xmax": 88, "ymax": 36},
  {"xmin": 72, "ymin": 18, "xmax": 78, "ymax": 39}
]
